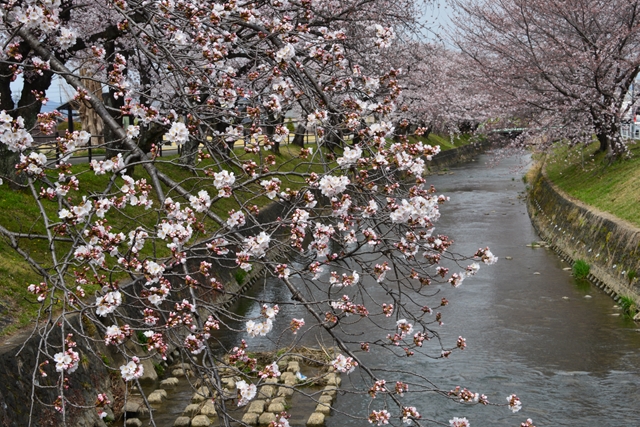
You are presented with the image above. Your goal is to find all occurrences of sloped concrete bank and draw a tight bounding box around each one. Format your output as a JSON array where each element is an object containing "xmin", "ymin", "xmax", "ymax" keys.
[{"xmin": 527, "ymin": 168, "xmax": 640, "ymax": 303}]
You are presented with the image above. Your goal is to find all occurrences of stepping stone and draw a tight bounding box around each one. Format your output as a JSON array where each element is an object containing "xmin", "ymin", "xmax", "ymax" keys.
[
  {"xmin": 160, "ymin": 377, "xmax": 179, "ymax": 388},
  {"xmin": 172, "ymin": 368, "xmax": 186, "ymax": 377},
  {"xmin": 123, "ymin": 401, "xmax": 141, "ymax": 415},
  {"xmin": 192, "ymin": 386, "xmax": 211, "ymax": 403},
  {"xmin": 268, "ymin": 402, "xmax": 285, "ymax": 412},
  {"xmin": 325, "ymin": 373, "xmax": 341, "ymax": 386},
  {"xmin": 147, "ymin": 390, "xmax": 167, "ymax": 404},
  {"xmin": 258, "ymin": 385, "xmax": 275, "ymax": 399},
  {"xmin": 277, "ymin": 387, "xmax": 294, "ymax": 397},
  {"xmin": 318, "ymin": 395, "xmax": 333, "ymax": 405},
  {"xmin": 271, "ymin": 397, "xmax": 286, "ymax": 405},
  {"xmin": 125, "ymin": 419, "xmax": 142, "ymax": 427},
  {"xmin": 307, "ymin": 412, "xmax": 325, "ymax": 426},
  {"xmin": 200, "ymin": 400, "xmax": 217, "ymax": 417},
  {"xmin": 247, "ymin": 400, "xmax": 265, "ymax": 414},
  {"xmin": 221, "ymin": 378, "xmax": 236, "ymax": 389},
  {"xmin": 286, "ymin": 361, "xmax": 300, "ymax": 373},
  {"xmin": 259, "ymin": 412, "xmax": 276, "ymax": 425},
  {"xmin": 173, "ymin": 417, "xmax": 191, "ymax": 427},
  {"xmin": 281, "ymin": 372, "xmax": 296, "ymax": 386},
  {"xmin": 315, "ymin": 402, "xmax": 331, "ymax": 415},
  {"xmin": 323, "ymin": 386, "xmax": 338, "ymax": 398},
  {"xmin": 191, "ymin": 415, "xmax": 213, "ymax": 427},
  {"xmin": 242, "ymin": 412, "xmax": 259, "ymax": 425},
  {"xmin": 183, "ymin": 403, "xmax": 201, "ymax": 417}
]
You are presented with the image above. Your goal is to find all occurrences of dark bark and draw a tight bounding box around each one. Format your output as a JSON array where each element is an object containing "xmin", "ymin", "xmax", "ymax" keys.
[
  {"xmin": 0, "ymin": 59, "xmax": 54, "ymax": 186},
  {"xmin": 291, "ymin": 123, "xmax": 306, "ymax": 147},
  {"xmin": 264, "ymin": 113, "xmax": 284, "ymax": 155}
]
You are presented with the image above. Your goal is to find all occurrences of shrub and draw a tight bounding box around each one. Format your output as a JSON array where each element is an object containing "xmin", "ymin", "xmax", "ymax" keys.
[
  {"xmin": 618, "ymin": 295, "xmax": 637, "ymax": 318},
  {"xmin": 235, "ymin": 269, "xmax": 248, "ymax": 285},
  {"xmin": 572, "ymin": 259, "xmax": 590, "ymax": 279}
]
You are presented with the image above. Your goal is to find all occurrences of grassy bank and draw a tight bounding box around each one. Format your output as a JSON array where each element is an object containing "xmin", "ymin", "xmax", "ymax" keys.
[{"xmin": 540, "ymin": 141, "xmax": 640, "ymax": 228}]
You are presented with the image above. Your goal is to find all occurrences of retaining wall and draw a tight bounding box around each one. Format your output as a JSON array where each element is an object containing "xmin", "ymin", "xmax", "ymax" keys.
[{"xmin": 527, "ymin": 168, "xmax": 640, "ymax": 302}]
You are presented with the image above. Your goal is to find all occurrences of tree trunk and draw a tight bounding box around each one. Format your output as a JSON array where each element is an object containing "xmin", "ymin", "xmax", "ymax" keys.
[
  {"xmin": 291, "ymin": 123, "xmax": 306, "ymax": 147},
  {"xmin": 594, "ymin": 113, "xmax": 626, "ymax": 159},
  {"xmin": 264, "ymin": 113, "xmax": 283, "ymax": 155},
  {"xmin": 178, "ymin": 138, "xmax": 200, "ymax": 167},
  {"xmin": 0, "ymin": 66, "xmax": 53, "ymax": 187}
]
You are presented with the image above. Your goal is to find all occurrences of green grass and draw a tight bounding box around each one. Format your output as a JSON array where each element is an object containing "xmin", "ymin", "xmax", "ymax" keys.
[
  {"xmin": 572, "ymin": 259, "xmax": 591, "ymax": 279},
  {"xmin": 618, "ymin": 295, "xmax": 637, "ymax": 318},
  {"xmin": 544, "ymin": 141, "xmax": 640, "ymax": 227}
]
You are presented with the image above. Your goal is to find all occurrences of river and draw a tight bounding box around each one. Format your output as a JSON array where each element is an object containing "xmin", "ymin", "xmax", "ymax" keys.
[{"xmin": 153, "ymin": 151, "xmax": 640, "ymax": 426}]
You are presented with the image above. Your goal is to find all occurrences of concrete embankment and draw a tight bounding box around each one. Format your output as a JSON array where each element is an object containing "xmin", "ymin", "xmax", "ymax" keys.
[{"xmin": 527, "ymin": 167, "xmax": 640, "ymax": 304}]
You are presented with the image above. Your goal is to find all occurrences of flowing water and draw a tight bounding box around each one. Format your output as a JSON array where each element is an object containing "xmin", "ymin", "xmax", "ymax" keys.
[{"xmin": 149, "ymin": 152, "xmax": 640, "ymax": 426}]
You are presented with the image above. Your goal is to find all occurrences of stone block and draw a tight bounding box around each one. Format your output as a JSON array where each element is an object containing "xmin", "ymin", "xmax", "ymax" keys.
[
  {"xmin": 307, "ymin": 412, "xmax": 325, "ymax": 426},
  {"xmin": 172, "ymin": 368, "xmax": 186, "ymax": 377},
  {"xmin": 147, "ymin": 389, "xmax": 167, "ymax": 404},
  {"xmin": 259, "ymin": 412, "xmax": 277, "ymax": 425},
  {"xmin": 325, "ymin": 373, "xmax": 341, "ymax": 387},
  {"xmin": 191, "ymin": 415, "xmax": 212, "ymax": 427},
  {"xmin": 318, "ymin": 395, "xmax": 333, "ymax": 405},
  {"xmin": 221, "ymin": 377, "xmax": 236, "ymax": 389},
  {"xmin": 192, "ymin": 386, "xmax": 211, "ymax": 403},
  {"xmin": 160, "ymin": 377, "xmax": 180, "ymax": 388},
  {"xmin": 323, "ymin": 386, "xmax": 337, "ymax": 398},
  {"xmin": 315, "ymin": 403, "xmax": 331, "ymax": 415},
  {"xmin": 173, "ymin": 416, "xmax": 191, "ymax": 427},
  {"xmin": 173, "ymin": 362, "xmax": 192, "ymax": 371},
  {"xmin": 268, "ymin": 402, "xmax": 285, "ymax": 413},
  {"xmin": 286, "ymin": 361, "xmax": 300, "ymax": 373},
  {"xmin": 277, "ymin": 359, "xmax": 288, "ymax": 371},
  {"xmin": 281, "ymin": 372, "xmax": 296, "ymax": 386},
  {"xmin": 124, "ymin": 399, "xmax": 149, "ymax": 419},
  {"xmin": 241, "ymin": 412, "xmax": 259, "ymax": 425},
  {"xmin": 271, "ymin": 397, "xmax": 286, "ymax": 405},
  {"xmin": 200, "ymin": 400, "xmax": 217, "ymax": 417},
  {"xmin": 277, "ymin": 386, "xmax": 294, "ymax": 397},
  {"xmin": 247, "ymin": 400, "xmax": 266, "ymax": 414},
  {"xmin": 258, "ymin": 385, "xmax": 275, "ymax": 399},
  {"xmin": 264, "ymin": 377, "xmax": 279, "ymax": 385},
  {"xmin": 125, "ymin": 419, "xmax": 143, "ymax": 427},
  {"xmin": 123, "ymin": 401, "xmax": 141, "ymax": 415},
  {"xmin": 183, "ymin": 403, "xmax": 201, "ymax": 417}
]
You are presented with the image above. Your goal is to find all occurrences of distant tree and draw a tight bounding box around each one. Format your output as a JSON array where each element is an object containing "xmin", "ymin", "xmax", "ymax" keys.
[{"xmin": 451, "ymin": 0, "xmax": 640, "ymax": 158}]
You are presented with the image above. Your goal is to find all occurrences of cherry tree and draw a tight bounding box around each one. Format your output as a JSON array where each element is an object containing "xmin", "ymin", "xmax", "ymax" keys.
[
  {"xmin": 451, "ymin": 0, "xmax": 640, "ymax": 158},
  {"xmin": 0, "ymin": 1, "xmax": 526, "ymax": 426}
]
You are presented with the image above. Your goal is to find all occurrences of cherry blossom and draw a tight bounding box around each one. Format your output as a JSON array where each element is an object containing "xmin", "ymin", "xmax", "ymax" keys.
[
  {"xmin": 120, "ymin": 357, "xmax": 144, "ymax": 381},
  {"xmin": 236, "ymin": 380, "xmax": 257, "ymax": 406}
]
